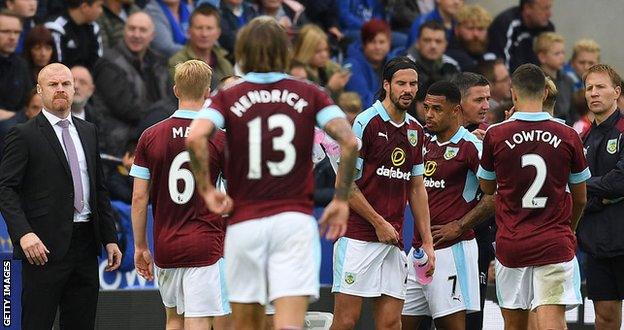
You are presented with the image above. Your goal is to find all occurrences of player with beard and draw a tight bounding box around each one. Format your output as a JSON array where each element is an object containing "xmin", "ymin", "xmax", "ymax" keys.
[
  {"xmin": 446, "ymin": 5, "xmax": 494, "ymax": 72},
  {"xmin": 402, "ymin": 81, "xmax": 490, "ymax": 330},
  {"xmin": 331, "ymin": 56, "xmax": 434, "ymax": 330}
]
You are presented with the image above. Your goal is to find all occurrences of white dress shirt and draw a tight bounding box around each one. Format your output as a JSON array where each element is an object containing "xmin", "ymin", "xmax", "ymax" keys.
[{"xmin": 42, "ymin": 109, "xmax": 92, "ymax": 222}]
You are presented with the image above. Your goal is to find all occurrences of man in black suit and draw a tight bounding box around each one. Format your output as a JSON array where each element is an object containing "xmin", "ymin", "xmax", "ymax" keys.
[{"xmin": 0, "ymin": 63, "xmax": 122, "ymax": 330}]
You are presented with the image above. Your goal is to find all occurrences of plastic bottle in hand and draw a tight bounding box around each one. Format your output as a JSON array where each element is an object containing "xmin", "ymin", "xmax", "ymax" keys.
[{"xmin": 413, "ymin": 248, "xmax": 433, "ymax": 285}]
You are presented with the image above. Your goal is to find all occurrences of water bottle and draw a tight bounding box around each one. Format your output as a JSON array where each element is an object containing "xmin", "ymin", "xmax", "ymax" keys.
[{"xmin": 413, "ymin": 248, "xmax": 433, "ymax": 285}]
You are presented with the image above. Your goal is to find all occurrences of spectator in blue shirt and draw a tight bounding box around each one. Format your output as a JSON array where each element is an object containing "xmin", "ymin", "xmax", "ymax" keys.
[
  {"xmin": 406, "ymin": 0, "xmax": 463, "ymax": 48},
  {"xmin": 563, "ymin": 38, "xmax": 600, "ymax": 93},
  {"xmin": 344, "ymin": 18, "xmax": 391, "ymax": 108},
  {"xmin": 144, "ymin": 0, "xmax": 193, "ymax": 57}
]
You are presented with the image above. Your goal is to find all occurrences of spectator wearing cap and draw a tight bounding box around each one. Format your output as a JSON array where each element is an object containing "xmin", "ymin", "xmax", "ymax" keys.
[
  {"xmin": 445, "ymin": 4, "xmax": 492, "ymax": 72},
  {"xmin": 488, "ymin": 0, "xmax": 554, "ymax": 72},
  {"xmin": 344, "ymin": 18, "xmax": 391, "ymax": 108}
]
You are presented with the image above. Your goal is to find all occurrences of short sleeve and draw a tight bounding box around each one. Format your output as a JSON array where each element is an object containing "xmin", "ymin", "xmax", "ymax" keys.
[
  {"xmin": 411, "ymin": 127, "xmax": 425, "ymax": 176},
  {"xmin": 314, "ymin": 86, "xmax": 345, "ymax": 128},
  {"xmin": 129, "ymin": 132, "xmax": 151, "ymax": 180},
  {"xmin": 477, "ymin": 129, "xmax": 496, "ymax": 181},
  {"xmin": 569, "ymin": 131, "xmax": 591, "ymax": 184}
]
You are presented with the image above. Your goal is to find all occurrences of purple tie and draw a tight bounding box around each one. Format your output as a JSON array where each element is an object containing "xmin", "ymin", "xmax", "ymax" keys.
[{"xmin": 58, "ymin": 120, "xmax": 84, "ymax": 212}]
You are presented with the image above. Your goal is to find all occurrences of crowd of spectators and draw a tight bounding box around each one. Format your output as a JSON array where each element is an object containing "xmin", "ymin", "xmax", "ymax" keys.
[{"xmin": 0, "ymin": 0, "xmax": 613, "ymax": 205}]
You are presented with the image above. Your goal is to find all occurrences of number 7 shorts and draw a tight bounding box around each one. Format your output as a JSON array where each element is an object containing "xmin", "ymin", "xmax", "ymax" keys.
[
  {"xmin": 332, "ymin": 237, "xmax": 408, "ymax": 299},
  {"xmin": 224, "ymin": 212, "xmax": 320, "ymax": 305},
  {"xmin": 402, "ymin": 239, "xmax": 480, "ymax": 319}
]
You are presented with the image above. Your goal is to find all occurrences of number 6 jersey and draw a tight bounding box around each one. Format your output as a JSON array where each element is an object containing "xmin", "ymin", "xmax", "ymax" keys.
[
  {"xmin": 196, "ymin": 73, "xmax": 345, "ymax": 225},
  {"xmin": 477, "ymin": 112, "xmax": 591, "ymax": 268},
  {"xmin": 130, "ymin": 110, "xmax": 226, "ymax": 268}
]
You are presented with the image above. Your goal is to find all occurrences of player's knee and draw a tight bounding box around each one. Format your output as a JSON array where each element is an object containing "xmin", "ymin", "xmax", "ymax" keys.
[
  {"xmin": 376, "ymin": 313, "xmax": 401, "ymax": 330},
  {"xmin": 331, "ymin": 312, "xmax": 359, "ymax": 330},
  {"xmin": 595, "ymin": 309, "xmax": 619, "ymax": 326}
]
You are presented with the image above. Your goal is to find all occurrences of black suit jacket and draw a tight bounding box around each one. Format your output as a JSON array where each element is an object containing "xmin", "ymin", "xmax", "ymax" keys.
[{"xmin": 0, "ymin": 112, "xmax": 118, "ymax": 261}]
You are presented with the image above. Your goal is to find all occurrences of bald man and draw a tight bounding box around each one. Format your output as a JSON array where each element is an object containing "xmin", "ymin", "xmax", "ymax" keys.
[
  {"xmin": 93, "ymin": 11, "xmax": 171, "ymax": 157},
  {"xmin": 0, "ymin": 63, "xmax": 121, "ymax": 330}
]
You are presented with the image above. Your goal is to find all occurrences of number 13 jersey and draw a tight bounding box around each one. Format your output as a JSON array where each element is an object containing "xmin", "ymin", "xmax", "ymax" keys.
[
  {"xmin": 197, "ymin": 73, "xmax": 345, "ymax": 225},
  {"xmin": 477, "ymin": 112, "xmax": 591, "ymax": 268}
]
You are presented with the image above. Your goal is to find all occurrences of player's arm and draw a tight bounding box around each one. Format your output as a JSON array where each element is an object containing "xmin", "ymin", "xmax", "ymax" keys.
[
  {"xmin": 318, "ymin": 117, "xmax": 359, "ymax": 240},
  {"xmin": 409, "ymin": 175, "xmax": 435, "ymax": 276},
  {"xmin": 187, "ymin": 118, "xmax": 232, "ymax": 214},
  {"xmin": 348, "ymin": 183, "xmax": 400, "ymax": 244},
  {"xmin": 432, "ymin": 194, "xmax": 495, "ymax": 247},
  {"xmin": 585, "ymin": 142, "xmax": 624, "ymax": 199},
  {"xmin": 323, "ymin": 118, "xmax": 359, "ymax": 201},
  {"xmin": 130, "ymin": 178, "xmax": 154, "ymax": 281},
  {"xmin": 479, "ymin": 179, "xmax": 496, "ymax": 195},
  {"xmin": 570, "ymin": 182, "xmax": 588, "ymax": 231}
]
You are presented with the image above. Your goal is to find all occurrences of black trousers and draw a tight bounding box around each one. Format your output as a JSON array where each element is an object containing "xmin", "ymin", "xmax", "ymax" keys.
[
  {"xmin": 21, "ymin": 222, "xmax": 99, "ymax": 330},
  {"xmin": 466, "ymin": 221, "xmax": 495, "ymax": 330}
]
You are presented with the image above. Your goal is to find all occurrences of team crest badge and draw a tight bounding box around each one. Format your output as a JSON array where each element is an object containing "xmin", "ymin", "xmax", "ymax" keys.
[
  {"xmin": 607, "ymin": 138, "xmax": 618, "ymax": 154},
  {"xmin": 444, "ymin": 147, "xmax": 459, "ymax": 160},
  {"xmin": 407, "ymin": 129, "xmax": 418, "ymax": 147},
  {"xmin": 344, "ymin": 272, "xmax": 356, "ymax": 285}
]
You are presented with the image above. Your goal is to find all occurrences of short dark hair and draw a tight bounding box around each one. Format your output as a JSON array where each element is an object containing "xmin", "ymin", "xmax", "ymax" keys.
[
  {"xmin": 0, "ymin": 9, "xmax": 22, "ymax": 22},
  {"xmin": 418, "ymin": 20, "xmax": 446, "ymax": 39},
  {"xmin": 66, "ymin": 0, "xmax": 99, "ymax": 9},
  {"xmin": 124, "ymin": 139, "xmax": 138, "ymax": 156},
  {"xmin": 520, "ymin": 0, "xmax": 535, "ymax": 10},
  {"xmin": 426, "ymin": 81, "xmax": 461, "ymax": 105},
  {"xmin": 190, "ymin": 4, "xmax": 221, "ymax": 26},
  {"xmin": 511, "ymin": 64, "xmax": 546, "ymax": 100},
  {"xmin": 475, "ymin": 59, "xmax": 505, "ymax": 85},
  {"xmin": 451, "ymin": 72, "xmax": 490, "ymax": 100},
  {"xmin": 377, "ymin": 56, "xmax": 419, "ymax": 101}
]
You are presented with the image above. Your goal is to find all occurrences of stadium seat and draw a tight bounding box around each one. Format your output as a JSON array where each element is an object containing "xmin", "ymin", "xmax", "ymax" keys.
[{"xmin": 304, "ymin": 312, "xmax": 334, "ymax": 330}]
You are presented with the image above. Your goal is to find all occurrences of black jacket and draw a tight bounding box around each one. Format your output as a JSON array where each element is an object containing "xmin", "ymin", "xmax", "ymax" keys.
[
  {"xmin": 45, "ymin": 13, "xmax": 103, "ymax": 70},
  {"xmin": 0, "ymin": 54, "xmax": 32, "ymax": 112},
  {"xmin": 577, "ymin": 110, "xmax": 624, "ymax": 258},
  {"xmin": 218, "ymin": 2, "xmax": 258, "ymax": 55},
  {"xmin": 487, "ymin": 6, "xmax": 554, "ymax": 72},
  {"xmin": 0, "ymin": 113, "xmax": 118, "ymax": 261}
]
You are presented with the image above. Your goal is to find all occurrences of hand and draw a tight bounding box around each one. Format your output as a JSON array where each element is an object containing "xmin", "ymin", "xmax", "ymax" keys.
[
  {"xmin": 328, "ymin": 27, "xmax": 344, "ymax": 40},
  {"xmin": 327, "ymin": 70, "xmax": 351, "ymax": 92},
  {"xmin": 472, "ymin": 129, "xmax": 486, "ymax": 140},
  {"xmin": 134, "ymin": 246, "xmax": 154, "ymax": 281},
  {"xmin": 202, "ymin": 189, "xmax": 233, "ymax": 215},
  {"xmin": 0, "ymin": 109, "xmax": 16, "ymax": 121},
  {"xmin": 432, "ymin": 220, "xmax": 463, "ymax": 248},
  {"xmin": 421, "ymin": 242, "xmax": 436, "ymax": 277},
  {"xmin": 319, "ymin": 198, "xmax": 349, "ymax": 240},
  {"xmin": 374, "ymin": 219, "xmax": 400, "ymax": 245},
  {"xmin": 19, "ymin": 232, "xmax": 49, "ymax": 266},
  {"xmin": 504, "ymin": 106, "xmax": 515, "ymax": 120},
  {"xmin": 105, "ymin": 243, "xmax": 122, "ymax": 271}
]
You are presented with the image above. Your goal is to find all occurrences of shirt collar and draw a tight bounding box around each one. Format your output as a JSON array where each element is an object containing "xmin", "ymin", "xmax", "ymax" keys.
[
  {"xmin": 243, "ymin": 72, "xmax": 288, "ymax": 84},
  {"xmin": 170, "ymin": 109, "xmax": 198, "ymax": 119},
  {"xmin": 371, "ymin": 100, "xmax": 413, "ymax": 125},
  {"xmin": 430, "ymin": 126, "xmax": 466, "ymax": 143},
  {"xmin": 509, "ymin": 111, "xmax": 552, "ymax": 121},
  {"xmin": 592, "ymin": 108, "xmax": 621, "ymax": 128},
  {"xmin": 42, "ymin": 108, "xmax": 73, "ymax": 127}
]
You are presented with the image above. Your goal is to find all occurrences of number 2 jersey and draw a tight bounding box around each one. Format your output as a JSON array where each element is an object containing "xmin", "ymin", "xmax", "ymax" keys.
[
  {"xmin": 196, "ymin": 72, "xmax": 345, "ymax": 225},
  {"xmin": 477, "ymin": 112, "xmax": 591, "ymax": 268},
  {"xmin": 130, "ymin": 110, "xmax": 226, "ymax": 268}
]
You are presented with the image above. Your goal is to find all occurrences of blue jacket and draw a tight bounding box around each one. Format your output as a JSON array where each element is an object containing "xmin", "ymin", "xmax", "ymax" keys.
[
  {"xmin": 563, "ymin": 63, "xmax": 583, "ymax": 92},
  {"xmin": 406, "ymin": 8, "xmax": 455, "ymax": 48},
  {"xmin": 344, "ymin": 42, "xmax": 385, "ymax": 108},
  {"xmin": 578, "ymin": 110, "xmax": 624, "ymax": 258},
  {"xmin": 338, "ymin": 0, "xmax": 384, "ymax": 30}
]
